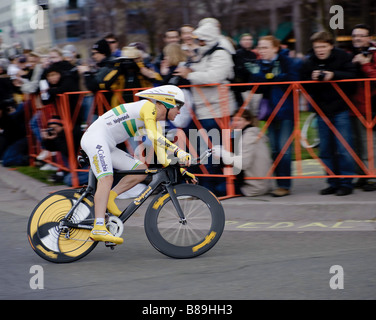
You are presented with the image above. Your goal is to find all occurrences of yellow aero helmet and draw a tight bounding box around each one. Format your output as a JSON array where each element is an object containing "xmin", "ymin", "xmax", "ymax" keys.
[{"xmin": 135, "ymin": 85, "xmax": 185, "ymax": 109}]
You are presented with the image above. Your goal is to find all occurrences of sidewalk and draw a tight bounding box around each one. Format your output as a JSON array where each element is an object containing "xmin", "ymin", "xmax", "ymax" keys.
[{"xmin": 1, "ymin": 162, "xmax": 375, "ymax": 231}]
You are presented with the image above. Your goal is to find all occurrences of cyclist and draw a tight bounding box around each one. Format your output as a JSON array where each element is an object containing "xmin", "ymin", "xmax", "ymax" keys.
[{"xmin": 81, "ymin": 85, "xmax": 193, "ymax": 244}]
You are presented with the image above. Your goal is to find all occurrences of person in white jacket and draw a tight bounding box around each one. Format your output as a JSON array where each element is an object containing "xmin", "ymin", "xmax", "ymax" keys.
[
  {"xmin": 174, "ymin": 22, "xmax": 236, "ymax": 122},
  {"xmin": 213, "ymin": 109, "xmax": 272, "ymax": 197},
  {"xmin": 173, "ymin": 21, "xmax": 236, "ymax": 195}
]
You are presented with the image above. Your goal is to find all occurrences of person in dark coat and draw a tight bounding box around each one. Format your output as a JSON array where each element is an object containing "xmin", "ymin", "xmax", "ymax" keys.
[
  {"xmin": 42, "ymin": 60, "xmax": 81, "ymax": 123},
  {"xmin": 301, "ymin": 31, "xmax": 357, "ymax": 196},
  {"xmin": 0, "ymin": 98, "xmax": 28, "ymax": 166},
  {"xmin": 78, "ymin": 39, "xmax": 127, "ymax": 106}
]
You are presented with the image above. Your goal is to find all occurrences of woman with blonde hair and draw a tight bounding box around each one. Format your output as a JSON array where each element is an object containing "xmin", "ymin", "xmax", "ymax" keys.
[
  {"xmin": 160, "ymin": 43, "xmax": 188, "ymax": 85},
  {"xmin": 160, "ymin": 43, "xmax": 192, "ymax": 129}
]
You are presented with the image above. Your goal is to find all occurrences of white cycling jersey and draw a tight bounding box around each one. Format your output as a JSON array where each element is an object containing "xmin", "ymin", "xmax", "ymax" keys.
[{"xmin": 81, "ymin": 99, "xmax": 180, "ymax": 179}]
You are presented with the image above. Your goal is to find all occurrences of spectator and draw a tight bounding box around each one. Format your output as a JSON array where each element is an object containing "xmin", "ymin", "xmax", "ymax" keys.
[
  {"xmin": 174, "ymin": 23, "xmax": 236, "ymax": 122},
  {"xmin": 0, "ymin": 35, "xmax": 10, "ymax": 58},
  {"xmin": 16, "ymin": 55, "xmax": 29, "ymax": 79},
  {"xmin": 47, "ymin": 47, "xmax": 64, "ymax": 67},
  {"xmin": 163, "ymin": 29, "xmax": 181, "ymax": 45},
  {"xmin": 0, "ymin": 58, "xmax": 9, "ymax": 76},
  {"xmin": 62, "ymin": 44, "xmax": 80, "ymax": 66},
  {"xmin": 160, "ymin": 43, "xmax": 189, "ymax": 86},
  {"xmin": 105, "ymin": 33, "xmax": 122, "ymax": 58},
  {"xmin": 350, "ymin": 24, "xmax": 376, "ymax": 191},
  {"xmin": 128, "ymin": 42, "xmax": 153, "ymax": 66},
  {"xmin": 10, "ymin": 70, "xmax": 25, "ymax": 106},
  {"xmin": 78, "ymin": 39, "xmax": 123, "ymax": 107},
  {"xmin": 41, "ymin": 60, "xmax": 81, "ymax": 120},
  {"xmin": 301, "ymin": 31, "xmax": 357, "ymax": 196},
  {"xmin": 197, "ymin": 18, "xmax": 236, "ymax": 55},
  {"xmin": 14, "ymin": 51, "xmax": 44, "ymax": 161},
  {"xmin": 160, "ymin": 42, "xmax": 192, "ymax": 129},
  {"xmin": 33, "ymin": 59, "xmax": 81, "ymax": 168},
  {"xmin": 154, "ymin": 29, "xmax": 181, "ymax": 74},
  {"xmin": 212, "ymin": 109, "xmax": 271, "ymax": 196},
  {"xmin": 41, "ymin": 116, "xmax": 87, "ymax": 185},
  {"xmin": 173, "ymin": 22, "xmax": 236, "ymax": 195},
  {"xmin": 121, "ymin": 45, "xmax": 162, "ymax": 89},
  {"xmin": 20, "ymin": 52, "xmax": 44, "ymax": 94},
  {"xmin": 233, "ymin": 33, "xmax": 259, "ymax": 111},
  {"xmin": 247, "ymin": 35, "xmax": 300, "ymax": 197},
  {"xmin": 235, "ymin": 33, "xmax": 257, "ymax": 77},
  {"xmin": 180, "ymin": 24, "xmax": 199, "ymax": 61},
  {"xmin": 7, "ymin": 55, "xmax": 20, "ymax": 77},
  {"xmin": 0, "ymin": 98, "xmax": 28, "ymax": 167},
  {"xmin": 29, "ymin": 48, "xmax": 64, "ymax": 160}
]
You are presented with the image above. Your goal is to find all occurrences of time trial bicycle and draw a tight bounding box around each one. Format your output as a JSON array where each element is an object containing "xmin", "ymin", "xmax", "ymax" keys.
[{"xmin": 27, "ymin": 149, "xmax": 225, "ymax": 263}]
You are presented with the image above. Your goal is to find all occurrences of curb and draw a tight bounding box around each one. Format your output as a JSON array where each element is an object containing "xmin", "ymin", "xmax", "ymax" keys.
[
  {"xmin": 1, "ymin": 165, "xmax": 376, "ymax": 222},
  {"xmin": 0, "ymin": 166, "xmax": 66, "ymax": 201}
]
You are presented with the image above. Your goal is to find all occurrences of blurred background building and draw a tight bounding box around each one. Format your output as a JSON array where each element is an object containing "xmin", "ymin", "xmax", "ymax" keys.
[{"xmin": 0, "ymin": 0, "xmax": 375, "ymax": 59}]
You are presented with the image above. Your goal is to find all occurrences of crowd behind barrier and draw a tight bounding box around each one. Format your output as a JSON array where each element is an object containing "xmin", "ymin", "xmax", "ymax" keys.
[
  {"xmin": 1, "ymin": 20, "xmax": 376, "ymax": 198},
  {"xmin": 19, "ymin": 77, "xmax": 376, "ymax": 198}
]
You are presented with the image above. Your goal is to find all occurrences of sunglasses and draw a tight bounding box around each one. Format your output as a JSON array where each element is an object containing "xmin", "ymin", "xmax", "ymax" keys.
[{"xmin": 176, "ymin": 101, "xmax": 184, "ymax": 110}]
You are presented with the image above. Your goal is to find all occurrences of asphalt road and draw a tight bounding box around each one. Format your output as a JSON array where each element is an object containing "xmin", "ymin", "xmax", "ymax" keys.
[{"xmin": 1, "ymin": 182, "xmax": 376, "ymax": 302}]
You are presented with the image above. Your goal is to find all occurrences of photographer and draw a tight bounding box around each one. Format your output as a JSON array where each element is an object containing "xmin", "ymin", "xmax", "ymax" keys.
[
  {"xmin": 301, "ymin": 31, "xmax": 357, "ymax": 196},
  {"xmin": 119, "ymin": 46, "xmax": 162, "ymax": 99},
  {"xmin": 0, "ymin": 98, "xmax": 28, "ymax": 167},
  {"xmin": 41, "ymin": 116, "xmax": 87, "ymax": 185},
  {"xmin": 78, "ymin": 39, "xmax": 123, "ymax": 107},
  {"xmin": 350, "ymin": 24, "xmax": 376, "ymax": 191}
]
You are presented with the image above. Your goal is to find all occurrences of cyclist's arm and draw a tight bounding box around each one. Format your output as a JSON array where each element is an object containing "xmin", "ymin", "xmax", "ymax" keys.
[{"xmin": 140, "ymin": 101, "xmax": 180, "ymax": 167}]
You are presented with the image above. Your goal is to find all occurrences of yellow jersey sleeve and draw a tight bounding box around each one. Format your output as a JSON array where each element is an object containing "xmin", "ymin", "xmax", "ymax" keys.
[{"xmin": 140, "ymin": 101, "xmax": 179, "ymax": 167}]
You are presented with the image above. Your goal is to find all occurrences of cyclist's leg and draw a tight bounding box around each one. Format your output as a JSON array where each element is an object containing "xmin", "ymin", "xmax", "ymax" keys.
[
  {"xmin": 108, "ymin": 148, "xmax": 148, "ymax": 213},
  {"xmin": 81, "ymin": 127, "xmax": 114, "ymax": 219},
  {"xmin": 90, "ymin": 175, "xmax": 124, "ymax": 244},
  {"xmin": 81, "ymin": 128, "xmax": 123, "ymax": 244}
]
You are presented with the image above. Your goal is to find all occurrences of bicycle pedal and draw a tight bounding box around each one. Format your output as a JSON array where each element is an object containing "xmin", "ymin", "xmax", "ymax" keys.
[{"xmin": 105, "ymin": 241, "xmax": 117, "ymax": 250}]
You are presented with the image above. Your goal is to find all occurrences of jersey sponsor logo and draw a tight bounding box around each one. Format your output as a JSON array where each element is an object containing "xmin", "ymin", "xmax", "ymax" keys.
[
  {"xmin": 113, "ymin": 114, "xmax": 130, "ymax": 124},
  {"xmin": 95, "ymin": 145, "xmax": 108, "ymax": 173},
  {"xmin": 93, "ymin": 155, "xmax": 101, "ymax": 174}
]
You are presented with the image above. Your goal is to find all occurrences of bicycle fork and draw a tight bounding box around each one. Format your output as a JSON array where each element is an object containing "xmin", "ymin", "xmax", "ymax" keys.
[{"xmin": 164, "ymin": 183, "xmax": 187, "ymax": 225}]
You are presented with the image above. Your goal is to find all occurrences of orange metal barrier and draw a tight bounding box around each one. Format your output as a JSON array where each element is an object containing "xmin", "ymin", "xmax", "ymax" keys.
[
  {"xmin": 23, "ymin": 79, "xmax": 376, "ymax": 198},
  {"xmin": 229, "ymin": 78, "xmax": 376, "ymax": 184}
]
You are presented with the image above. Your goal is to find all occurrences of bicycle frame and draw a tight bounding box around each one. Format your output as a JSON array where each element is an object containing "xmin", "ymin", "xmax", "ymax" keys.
[
  {"xmin": 117, "ymin": 166, "xmax": 186, "ymax": 224},
  {"xmin": 61, "ymin": 149, "xmax": 212, "ymax": 231},
  {"xmin": 60, "ymin": 165, "xmax": 185, "ymax": 230}
]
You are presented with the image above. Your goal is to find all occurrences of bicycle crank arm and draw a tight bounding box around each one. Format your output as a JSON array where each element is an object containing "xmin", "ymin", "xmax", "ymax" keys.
[{"xmin": 60, "ymin": 219, "xmax": 94, "ymax": 230}]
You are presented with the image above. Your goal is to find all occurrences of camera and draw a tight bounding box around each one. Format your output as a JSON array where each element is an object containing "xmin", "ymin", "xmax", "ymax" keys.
[
  {"xmin": 317, "ymin": 70, "xmax": 326, "ymax": 81},
  {"xmin": 113, "ymin": 57, "xmax": 139, "ymax": 73},
  {"xmin": 317, "ymin": 64, "xmax": 326, "ymax": 81},
  {"xmin": 360, "ymin": 46, "xmax": 376, "ymax": 57},
  {"xmin": 46, "ymin": 127, "xmax": 55, "ymax": 136}
]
